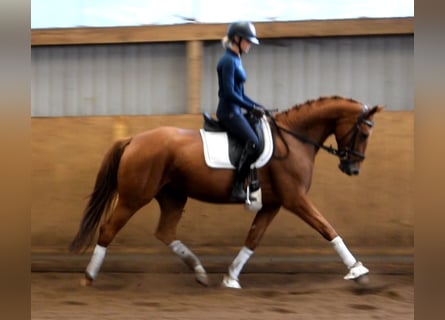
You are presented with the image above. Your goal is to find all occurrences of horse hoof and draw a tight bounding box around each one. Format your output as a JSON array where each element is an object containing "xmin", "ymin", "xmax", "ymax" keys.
[
  {"xmin": 344, "ymin": 261, "xmax": 369, "ymax": 281},
  {"xmin": 221, "ymin": 274, "xmax": 242, "ymax": 289},
  {"xmin": 354, "ymin": 274, "xmax": 370, "ymax": 285},
  {"xmin": 195, "ymin": 272, "xmax": 210, "ymax": 287},
  {"xmin": 80, "ymin": 277, "xmax": 93, "ymax": 287}
]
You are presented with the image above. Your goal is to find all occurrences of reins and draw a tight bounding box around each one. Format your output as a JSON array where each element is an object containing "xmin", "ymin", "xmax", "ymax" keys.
[{"xmin": 263, "ymin": 107, "xmax": 373, "ymax": 161}]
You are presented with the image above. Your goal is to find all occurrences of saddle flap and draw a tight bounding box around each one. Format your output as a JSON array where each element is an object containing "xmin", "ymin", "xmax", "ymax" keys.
[{"xmin": 200, "ymin": 115, "xmax": 274, "ymax": 169}]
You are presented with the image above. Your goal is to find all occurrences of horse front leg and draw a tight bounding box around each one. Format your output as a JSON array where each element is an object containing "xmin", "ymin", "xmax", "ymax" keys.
[
  {"xmin": 222, "ymin": 204, "xmax": 281, "ymax": 289},
  {"xmin": 285, "ymin": 194, "xmax": 369, "ymax": 284}
]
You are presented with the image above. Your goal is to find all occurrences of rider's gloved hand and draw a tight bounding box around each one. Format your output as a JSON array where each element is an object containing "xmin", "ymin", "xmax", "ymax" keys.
[{"xmin": 251, "ymin": 105, "xmax": 265, "ymax": 118}]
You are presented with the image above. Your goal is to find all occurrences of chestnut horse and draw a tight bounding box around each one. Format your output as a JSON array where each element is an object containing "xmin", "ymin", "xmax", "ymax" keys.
[{"xmin": 70, "ymin": 95, "xmax": 382, "ymax": 288}]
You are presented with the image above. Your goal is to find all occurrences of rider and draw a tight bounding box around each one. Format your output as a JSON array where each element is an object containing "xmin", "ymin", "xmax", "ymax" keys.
[{"xmin": 216, "ymin": 21, "xmax": 265, "ymax": 201}]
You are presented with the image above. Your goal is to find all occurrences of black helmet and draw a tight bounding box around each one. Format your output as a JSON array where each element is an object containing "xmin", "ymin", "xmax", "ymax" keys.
[{"xmin": 227, "ymin": 21, "xmax": 259, "ymax": 45}]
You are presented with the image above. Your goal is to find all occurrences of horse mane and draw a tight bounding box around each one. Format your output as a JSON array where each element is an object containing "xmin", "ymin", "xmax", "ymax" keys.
[
  {"xmin": 288, "ymin": 95, "xmax": 359, "ymax": 111},
  {"xmin": 275, "ymin": 95, "xmax": 361, "ymax": 127}
]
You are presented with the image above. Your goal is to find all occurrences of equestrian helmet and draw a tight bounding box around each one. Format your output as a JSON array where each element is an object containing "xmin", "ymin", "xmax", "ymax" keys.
[{"xmin": 227, "ymin": 21, "xmax": 259, "ymax": 45}]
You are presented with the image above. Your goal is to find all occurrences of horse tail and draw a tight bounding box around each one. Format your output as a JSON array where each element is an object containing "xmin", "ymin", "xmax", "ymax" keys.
[{"xmin": 69, "ymin": 137, "xmax": 132, "ymax": 253}]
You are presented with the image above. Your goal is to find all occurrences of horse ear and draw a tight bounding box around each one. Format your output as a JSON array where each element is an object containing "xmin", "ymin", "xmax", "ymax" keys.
[{"xmin": 366, "ymin": 105, "xmax": 384, "ymax": 117}]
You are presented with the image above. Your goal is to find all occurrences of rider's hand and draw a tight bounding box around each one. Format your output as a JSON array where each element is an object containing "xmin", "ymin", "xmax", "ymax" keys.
[{"xmin": 251, "ymin": 105, "xmax": 265, "ymax": 118}]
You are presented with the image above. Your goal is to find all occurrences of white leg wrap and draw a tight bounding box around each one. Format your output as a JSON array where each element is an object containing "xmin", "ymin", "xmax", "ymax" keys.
[
  {"xmin": 228, "ymin": 246, "xmax": 253, "ymax": 280},
  {"xmin": 331, "ymin": 236, "xmax": 356, "ymax": 268},
  {"xmin": 169, "ymin": 240, "xmax": 202, "ymax": 270},
  {"xmin": 85, "ymin": 244, "xmax": 107, "ymax": 280},
  {"xmin": 170, "ymin": 240, "xmax": 208, "ymax": 286}
]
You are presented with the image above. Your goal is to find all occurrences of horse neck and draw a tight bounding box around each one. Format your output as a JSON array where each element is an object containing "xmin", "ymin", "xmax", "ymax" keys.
[{"xmin": 276, "ymin": 98, "xmax": 361, "ymax": 146}]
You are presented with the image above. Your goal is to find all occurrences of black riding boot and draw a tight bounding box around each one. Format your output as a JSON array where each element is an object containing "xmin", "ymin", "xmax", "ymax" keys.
[{"xmin": 230, "ymin": 144, "xmax": 256, "ymax": 202}]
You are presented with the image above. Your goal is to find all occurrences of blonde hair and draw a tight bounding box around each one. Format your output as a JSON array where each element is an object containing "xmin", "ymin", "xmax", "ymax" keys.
[{"xmin": 221, "ymin": 36, "xmax": 232, "ymax": 49}]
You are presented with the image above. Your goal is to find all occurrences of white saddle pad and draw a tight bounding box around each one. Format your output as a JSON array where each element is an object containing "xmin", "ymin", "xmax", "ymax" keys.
[{"xmin": 199, "ymin": 116, "xmax": 273, "ymax": 169}]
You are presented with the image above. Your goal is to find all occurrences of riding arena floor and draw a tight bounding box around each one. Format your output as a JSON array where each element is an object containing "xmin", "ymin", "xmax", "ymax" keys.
[{"xmin": 32, "ymin": 254, "xmax": 413, "ymax": 320}]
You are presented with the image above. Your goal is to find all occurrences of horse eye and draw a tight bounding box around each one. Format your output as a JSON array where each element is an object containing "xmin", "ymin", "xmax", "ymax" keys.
[{"xmin": 359, "ymin": 132, "xmax": 369, "ymax": 141}]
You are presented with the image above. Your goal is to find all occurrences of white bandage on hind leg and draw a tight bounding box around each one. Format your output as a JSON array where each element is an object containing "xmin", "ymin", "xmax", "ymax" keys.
[
  {"xmin": 86, "ymin": 244, "xmax": 107, "ymax": 280},
  {"xmin": 229, "ymin": 246, "xmax": 253, "ymax": 280},
  {"xmin": 331, "ymin": 236, "xmax": 357, "ymax": 268},
  {"xmin": 169, "ymin": 240, "xmax": 203, "ymax": 272}
]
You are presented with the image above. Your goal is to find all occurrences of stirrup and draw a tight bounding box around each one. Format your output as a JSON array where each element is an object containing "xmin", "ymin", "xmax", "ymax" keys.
[{"xmin": 245, "ymin": 186, "xmax": 262, "ymax": 212}]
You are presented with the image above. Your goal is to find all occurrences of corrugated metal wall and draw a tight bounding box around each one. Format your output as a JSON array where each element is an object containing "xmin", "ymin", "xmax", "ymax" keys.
[
  {"xmin": 31, "ymin": 43, "xmax": 187, "ymax": 116},
  {"xmin": 31, "ymin": 35, "xmax": 413, "ymax": 116}
]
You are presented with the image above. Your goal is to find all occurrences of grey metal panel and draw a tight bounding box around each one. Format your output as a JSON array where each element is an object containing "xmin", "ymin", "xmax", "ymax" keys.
[
  {"xmin": 31, "ymin": 35, "xmax": 412, "ymax": 116},
  {"xmin": 201, "ymin": 35, "xmax": 413, "ymax": 113},
  {"xmin": 32, "ymin": 43, "xmax": 187, "ymax": 116}
]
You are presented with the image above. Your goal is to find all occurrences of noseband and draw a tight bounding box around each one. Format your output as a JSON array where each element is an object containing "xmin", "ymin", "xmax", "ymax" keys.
[
  {"xmin": 268, "ymin": 105, "xmax": 374, "ymax": 162},
  {"xmin": 335, "ymin": 107, "xmax": 375, "ymax": 162}
]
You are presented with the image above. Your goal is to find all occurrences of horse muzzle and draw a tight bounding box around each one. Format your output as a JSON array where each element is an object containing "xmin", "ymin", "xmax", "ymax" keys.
[{"xmin": 338, "ymin": 161, "xmax": 360, "ymax": 176}]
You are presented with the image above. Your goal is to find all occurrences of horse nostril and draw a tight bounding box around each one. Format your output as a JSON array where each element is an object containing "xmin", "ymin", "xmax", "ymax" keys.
[{"xmin": 339, "ymin": 163, "xmax": 360, "ymax": 176}]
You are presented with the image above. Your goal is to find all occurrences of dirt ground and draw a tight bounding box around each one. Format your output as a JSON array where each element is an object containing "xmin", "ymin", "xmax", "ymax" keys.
[{"xmin": 31, "ymin": 270, "xmax": 413, "ymax": 320}]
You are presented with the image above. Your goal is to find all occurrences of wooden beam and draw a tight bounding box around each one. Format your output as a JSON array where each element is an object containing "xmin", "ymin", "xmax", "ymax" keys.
[
  {"xmin": 31, "ymin": 17, "xmax": 413, "ymax": 46},
  {"xmin": 257, "ymin": 18, "xmax": 414, "ymax": 38},
  {"xmin": 186, "ymin": 40, "xmax": 202, "ymax": 114}
]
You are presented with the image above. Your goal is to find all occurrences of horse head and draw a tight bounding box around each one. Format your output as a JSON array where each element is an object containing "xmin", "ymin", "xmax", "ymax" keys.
[{"xmin": 335, "ymin": 104, "xmax": 384, "ymax": 176}]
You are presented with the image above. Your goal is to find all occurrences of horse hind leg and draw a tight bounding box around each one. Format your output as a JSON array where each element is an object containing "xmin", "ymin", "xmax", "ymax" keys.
[
  {"xmin": 81, "ymin": 199, "xmax": 141, "ymax": 286},
  {"xmin": 155, "ymin": 186, "xmax": 209, "ymax": 287}
]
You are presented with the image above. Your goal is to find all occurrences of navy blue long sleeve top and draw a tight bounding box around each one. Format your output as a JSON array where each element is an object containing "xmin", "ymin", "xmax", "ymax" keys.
[{"xmin": 216, "ymin": 49, "xmax": 257, "ymax": 119}]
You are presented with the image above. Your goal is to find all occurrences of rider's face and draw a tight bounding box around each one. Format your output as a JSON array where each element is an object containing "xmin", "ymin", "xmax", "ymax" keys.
[{"xmin": 240, "ymin": 39, "xmax": 253, "ymax": 53}]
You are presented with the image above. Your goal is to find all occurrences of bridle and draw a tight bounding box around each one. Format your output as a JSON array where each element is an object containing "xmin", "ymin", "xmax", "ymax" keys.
[{"xmin": 266, "ymin": 105, "xmax": 375, "ymax": 162}]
